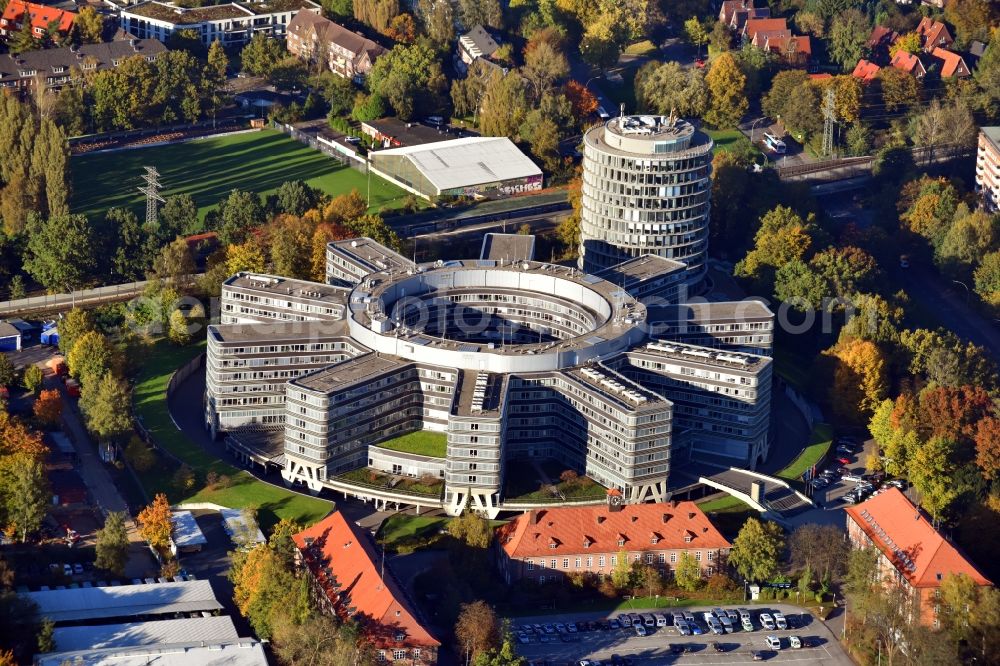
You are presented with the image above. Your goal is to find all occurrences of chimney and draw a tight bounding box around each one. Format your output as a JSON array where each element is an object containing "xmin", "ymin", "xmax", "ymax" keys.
[
  {"xmin": 129, "ymin": 38, "xmax": 136, "ymax": 47},
  {"xmin": 668, "ymin": 499, "xmax": 677, "ymax": 509}
]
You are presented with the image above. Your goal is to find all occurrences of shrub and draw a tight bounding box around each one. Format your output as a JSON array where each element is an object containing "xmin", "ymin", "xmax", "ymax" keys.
[
  {"xmin": 172, "ymin": 464, "xmax": 196, "ymax": 492},
  {"xmin": 124, "ymin": 436, "xmax": 157, "ymax": 472}
]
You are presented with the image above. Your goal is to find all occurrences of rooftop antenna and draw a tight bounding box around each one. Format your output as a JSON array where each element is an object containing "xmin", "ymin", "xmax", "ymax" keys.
[
  {"xmin": 619, "ymin": 103, "xmax": 625, "ymax": 120},
  {"xmin": 137, "ymin": 166, "xmax": 165, "ymax": 228}
]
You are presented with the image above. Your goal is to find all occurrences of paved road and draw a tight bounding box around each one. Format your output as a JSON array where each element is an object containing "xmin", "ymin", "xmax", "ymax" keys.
[
  {"xmin": 511, "ymin": 603, "xmax": 851, "ymax": 666},
  {"xmin": 904, "ymin": 266, "xmax": 1000, "ymax": 359},
  {"xmin": 49, "ymin": 370, "xmax": 158, "ymax": 578}
]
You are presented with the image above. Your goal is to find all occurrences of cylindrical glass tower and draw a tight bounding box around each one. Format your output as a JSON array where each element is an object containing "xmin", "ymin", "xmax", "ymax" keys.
[{"xmin": 579, "ymin": 115, "xmax": 714, "ymax": 288}]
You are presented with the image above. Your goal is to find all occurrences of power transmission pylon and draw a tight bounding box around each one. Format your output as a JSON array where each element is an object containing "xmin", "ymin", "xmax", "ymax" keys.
[
  {"xmin": 137, "ymin": 166, "xmax": 166, "ymax": 228},
  {"xmin": 822, "ymin": 88, "xmax": 836, "ymax": 158}
]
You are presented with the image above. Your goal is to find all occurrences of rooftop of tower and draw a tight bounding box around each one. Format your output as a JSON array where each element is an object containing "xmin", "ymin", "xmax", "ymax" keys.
[{"xmin": 585, "ymin": 114, "xmax": 713, "ymax": 157}]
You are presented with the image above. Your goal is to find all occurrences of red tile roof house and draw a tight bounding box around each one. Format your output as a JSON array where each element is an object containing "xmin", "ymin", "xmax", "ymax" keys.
[
  {"xmin": 890, "ymin": 50, "xmax": 927, "ymax": 78},
  {"xmin": 742, "ymin": 17, "xmax": 787, "ymax": 43},
  {"xmin": 719, "ymin": 0, "xmax": 770, "ymax": 32},
  {"xmin": 0, "ymin": 0, "xmax": 75, "ymax": 43},
  {"xmin": 867, "ymin": 25, "xmax": 898, "ymax": 52},
  {"xmin": 495, "ymin": 500, "xmax": 731, "ymax": 585},
  {"xmin": 845, "ymin": 488, "xmax": 992, "ymax": 627},
  {"xmin": 852, "ymin": 59, "xmax": 882, "ymax": 84},
  {"xmin": 916, "ymin": 17, "xmax": 953, "ymax": 53},
  {"xmin": 930, "ymin": 47, "xmax": 971, "ymax": 78},
  {"xmin": 762, "ymin": 34, "xmax": 812, "ymax": 65},
  {"xmin": 293, "ymin": 511, "xmax": 440, "ymax": 665}
]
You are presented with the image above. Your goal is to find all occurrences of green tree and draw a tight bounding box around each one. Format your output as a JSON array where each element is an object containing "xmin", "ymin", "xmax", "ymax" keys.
[
  {"xmin": 345, "ymin": 214, "xmax": 401, "ymax": 251},
  {"xmin": 161, "ymin": 194, "xmax": 200, "ymax": 238},
  {"xmin": 474, "ymin": 632, "xmax": 524, "ymax": 666},
  {"xmin": 479, "ymin": 69, "xmax": 528, "ymax": 138},
  {"xmin": 152, "ymin": 237, "xmax": 195, "ymax": 283},
  {"xmin": 458, "ymin": 0, "xmax": 501, "ymax": 29},
  {"xmin": 323, "ymin": 0, "xmax": 353, "ymax": 18},
  {"xmin": 684, "ymin": 17, "xmax": 709, "ymax": 56},
  {"xmin": 762, "ymin": 69, "xmax": 809, "ymax": 121},
  {"xmin": 22, "ymin": 365, "xmax": 43, "ymax": 395},
  {"xmin": 74, "ymin": 6, "xmax": 103, "ymax": 43},
  {"xmin": 8, "ymin": 275, "xmax": 25, "ymax": 301},
  {"xmin": 448, "ymin": 509, "xmax": 492, "ymax": 548},
  {"xmin": 781, "ymin": 80, "xmax": 822, "ymax": 140},
  {"xmin": 674, "ymin": 551, "xmax": 702, "ymax": 591},
  {"xmin": 36, "ymin": 617, "xmax": 55, "ymax": 653},
  {"xmin": 57, "ymin": 308, "xmax": 95, "ymax": 355},
  {"xmin": 268, "ymin": 56, "xmax": 308, "ymax": 91},
  {"xmin": 30, "ymin": 118, "xmax": 70, "ymax": 219},
  {"xmin": 845, "ymin": 121, "xmax": 872, "ymax": 156},
  {"xmin": 734, "ymin": 206, "xmax": 815, "ymax": 286},
  {"xmin": 79, "ymin": 372, "xmax": 132, "ymax": 443},
  {"xmin": 937, "ymin": 209, "xmax": 998, "ymax": 278},
  {"xmin": 909, "ymin": 436, "xmax": 961, "ymax": 521},
  {"xmin": 944, "ymin": 0, "xmax": 992, "ymax": 48},
  {"xmin": 728, "ymin": 517, "xmax": 784, "ymax": 582},
  {"xmin": 828, "ymin": 8, "xmax": 868, "ymax": 71},
  {"xmin": 7, "ymin": 457, "xmax": 50, "ymax": 542},
  {"xmin": 267, "ymin": 518, "xmax": 302, "ymax": 569},
  {"xmin": 635, "ymin": 61, "xmax": 708, "ymax": 118},
  {"xmin": 67, "ymin": 331, "xmax": 114, "ymax": 386},
  {"xmin": 109, "ymin": 208, "xmax": 154, "ymax": 282},
  {"xmin": 167, "ymin": 309, "xmax": 192, "ymax": 346},
  {"xmin": 240, "ymin": 34, "xmax": 285, "ymax": 77},
  {"xmin": 10, "ymin": 16, "xmax": 38, "ymax": 53},
  {"xmin": 975, "ymin": 250, "xmax": 1000, "ymax": 309},
  {"xmin": 580, "ymin": 13, "xmax": 621, "ymax": 70},
  {"xmin": 705, "ymin": 52, "xmax": 747, "ymax": 128},
  {"xmin": 23, "ymin": 214, "xmax": 97, "ymax": 292},
  {"xmin": 418, "ymin": 0, "xmax": 454, "ymax": 46},
  {"xmin": 354, "ymin": 0, "xmax": 399, "ymax": 32},
  {"xmin": 275, "ymin": 180, "xmax": 319, "ymax": 217},
  {"xmin": 0, "ymin": 355, "xmax": 16, "ymax": 390},
  {"xmin": 611, "ymin": 548, "xmax": 631, "ymax": 589},
  {"xmin": 95, "ymin": 511, "xmax": 130, "ymax": 576},
  {"xmin": 350, "ymin": 92, "xmax": 388, "ymax": 122},
  {"xmin": 203, "ymin": 40, "xmax": 229, "ymax": 117},
  {"xmin": 217, "ymin": 189, "xmax": 266, "ymax": 245},
  {"xmin": 972, "ymin": 27, "xmax": 1000, "ymax": 118},
  {"xmin": 774, "ymin": 259, "xmax": 826, "ymax": 309},
  {"xmin": 366, "ymin": 44, "xmax": 447, "ymax": 120},
  {"xmin": 522, "ymin": 40, "xmax": 569, "ymax": 102}
]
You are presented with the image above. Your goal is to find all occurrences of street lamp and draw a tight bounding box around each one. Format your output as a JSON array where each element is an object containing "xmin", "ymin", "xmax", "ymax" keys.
[
  {"xmin": 749, "ymin": 117, "xmax": 767, "ymax": 144},
  {"xmin": 953, "ymin": 280, "xmax": 971, "ymax": 303}
]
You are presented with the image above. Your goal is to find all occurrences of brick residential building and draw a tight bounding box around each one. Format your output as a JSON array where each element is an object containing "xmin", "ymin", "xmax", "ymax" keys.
[
  {"xmin": 286, "ymin": 11, "xmax": 384, "ymax": 81},
  {"xmin": 496, "ymin": 498, "xmax": 731, "ymax": 585},
  {"xmin": 845, "ymin": 488, "xmax": 991, "ymax": 627},
  {"xmin": 293, "ymin": 511, "xmax": 439, "ymax": 664},
  {"xmin": 0, "ymin": 0, "xmax": 75, "ymax": 43},
  {"xmin": 890, "ymin": 50, "xmax": 926, "ymax": 78},
  {"xmin": 851, "ymin": 59, "xmax": 881, "ymax": 84},
  {"xmin": 929, "ymin": 47, "xmax": 970, "ymax": 78},
  {"xmin": 0, "ymin": 35, "xmax": 166, "ymax": 89},
  {"xmin": 915, "ymin": 17, "xmax": 953, "ymax": 52},
  {"xmin": 976, "ymin": 127, "xmax": 1000, "ymax": 212}
]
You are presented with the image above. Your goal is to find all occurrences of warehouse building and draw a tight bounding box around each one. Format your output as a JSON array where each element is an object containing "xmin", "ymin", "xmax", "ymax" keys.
[{"xmin": 369, "ymin": 136, "xmax": 543, "ymax": 199}]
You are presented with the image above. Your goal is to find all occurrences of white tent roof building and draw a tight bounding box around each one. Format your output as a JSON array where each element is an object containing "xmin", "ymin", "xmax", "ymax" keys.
[{"xmin": 370, "ymin": 136, "xmax": 543, "ymax": 199}]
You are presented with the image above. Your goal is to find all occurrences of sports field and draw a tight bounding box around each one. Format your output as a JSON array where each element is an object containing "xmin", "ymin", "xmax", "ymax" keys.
[{"xmin": 70, "ymin": 129, "xmax": 411, "ymax": 221}]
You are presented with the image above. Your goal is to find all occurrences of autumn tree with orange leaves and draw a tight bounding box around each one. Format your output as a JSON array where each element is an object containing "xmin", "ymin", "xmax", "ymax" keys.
[
  {"xmin": 32, "ymin": 389, "xmax": 62, "ymax": 427},
  {"xmin": 823, "ymin": 337, "xmax": 888, "ymax": 424},
  {"xmin": 137, "ymin": 493, "xmax": 173, "ymax": 551},
  {"xmin": 975, "ymin": 417, "xmax": 1000, "ymax": 481}
]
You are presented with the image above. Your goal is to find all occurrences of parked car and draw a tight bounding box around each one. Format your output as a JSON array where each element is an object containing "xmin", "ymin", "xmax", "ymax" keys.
[
  {"xmin": 62, "ymin": 564, "xmax": 72, "ymax": 576},
  {"xmin": 767, "ymin": 635, "xmax": 782, "ymax": 650},
  {"xmin": 843, "ymin": 473, "xmax": 864, "ymax": 482},
  {"xmin": 742, "ymin": 617, "xmax": 755, "ymax": 632},
  {"xmin": 676, "ymin": 620, "xmax": 691, "ymax": 636},
  {"xmin": 789, "ymin": 636, "xmax": 802, "ymax": 649},
  {"xmin": 774, "ymin": 612, "xmax": 787, "ymax": 630},
  {"xmin": 836, "ymin": 456, "xmax": 851, "ymax": 465},
  {"xmin": 610, "ymin": 618, "xmax": 622, "ymax": 629},
  {"xmin": 634, "ymin": 624, "xmax": 647, "ymax": 637},
  {"xmin": 760, "ymin": 613, "xmax": 775, "ymax": 631},
  {"xmin": 752, "ymin": 651, "xmax": 765, "ymax": 661},
  {"xmin": 712, "ymin": 642, "xmax": 726, "ymax": 652},
  {"xmin": 517, "ymin": 632, "xmax": 530, "ymax": 644}
]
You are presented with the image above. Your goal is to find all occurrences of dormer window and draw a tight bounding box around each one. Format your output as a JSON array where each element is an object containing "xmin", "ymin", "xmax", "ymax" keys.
[
  {"xmin": 651, "ymin": 536, "xmax": 659, "ymax": 544},
  {"xmin": 52, "ymin": 66, "xmax": 64, "ymax": 73},
  {"xmin": 394, "ymin": 632, "xmax": 404, "ymax": 641},
  {"xmin": 684, "ymin": 534, "xmax": 692, "ymax": 543},
  {"xmin": 583, "ymin": 538, "xmax": 592, "ymax": 549},
  {"xmin": 112, "ymin": 59, "xmax": 120, "ymax": 66},
  {"xmin": 617, "ymin": 539, "xmax": 625, "ymax": 547}
]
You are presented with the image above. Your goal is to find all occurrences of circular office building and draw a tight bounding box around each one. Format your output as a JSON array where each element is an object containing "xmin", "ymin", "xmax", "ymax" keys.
[
  {"xmin": 579, "ymin": 115, "xmax": 713, "ymax": 286},
  {"xmin": 207, "ymin": 237, "xmax": 773, "ymax": 518}
]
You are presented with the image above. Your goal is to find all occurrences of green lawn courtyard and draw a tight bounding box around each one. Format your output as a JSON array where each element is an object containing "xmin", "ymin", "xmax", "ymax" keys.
[
  {"xmin": 71, "ymin": 129, "xmax": 412, "ymax": 221},
  {"xmin": 132, "ymin": 338, "xmax": 332, "ymax": 532},
  {"xmin": 373, "ymin": 431, "xmax": 448, "ymax": 458}
]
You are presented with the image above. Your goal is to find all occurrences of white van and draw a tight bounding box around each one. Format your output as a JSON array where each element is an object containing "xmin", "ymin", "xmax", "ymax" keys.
[
  {"xmin": 763, "ymin": 132, "xmax": 787, "ymax": 154},
  {"xmin": 655, "ymin": 614, "xmax": 668, "ymax": 627}
]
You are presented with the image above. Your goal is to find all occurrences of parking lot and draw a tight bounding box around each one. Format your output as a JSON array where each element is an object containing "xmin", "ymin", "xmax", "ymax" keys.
[
  {"xmin": 805, "ymin": 436, "xmax": 907, "ymax": 509},
  {"xmin": 510, "ymin": 604, "xmax": 852, "ymax": 665}
]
